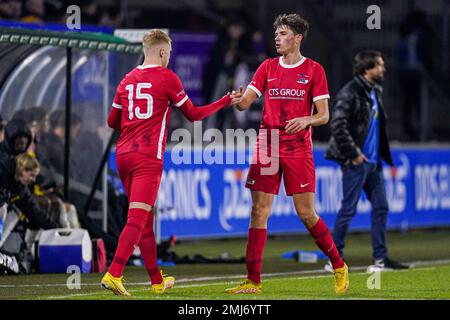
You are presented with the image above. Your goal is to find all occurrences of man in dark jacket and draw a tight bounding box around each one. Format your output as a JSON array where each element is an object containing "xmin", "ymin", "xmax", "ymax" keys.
[{"xmin": 325, "ymin": 50, "xmax": 408, "ymax": 271}]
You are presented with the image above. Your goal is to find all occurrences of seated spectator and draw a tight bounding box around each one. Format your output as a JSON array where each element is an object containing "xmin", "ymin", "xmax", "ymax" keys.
[
  {"xmin": 0, "ymin": 118, "xmax": 32, "ymax": 157},
  {"xmin": 14, "ymin": 109, "xmax": 81, "ymax": 228},
  {"xmin": 0, "ymin": 116, "xmax": 80, "ymax": 230},
  {"xmin": 0, "ymin": 152, "xmax": 59, "ymax": 230},
  {"xmin": 11, "ymin": 107, "xmax": 49, "ymax": 155},
  {"xmin": 0, "ymin": 153, "xmax": 65, "ymax": 274}
]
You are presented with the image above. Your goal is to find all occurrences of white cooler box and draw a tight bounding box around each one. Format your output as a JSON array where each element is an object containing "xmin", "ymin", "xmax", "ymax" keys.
[{"xmin": 39, "ymin": 229, "xmax": 92, "ymax": 273}]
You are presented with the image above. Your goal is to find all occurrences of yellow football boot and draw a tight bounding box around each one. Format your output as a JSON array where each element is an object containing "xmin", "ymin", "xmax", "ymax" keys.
[
  {"xmin": 152, "ymin": 270, "xmax": 175, "ymax": 294},
  {"xmin": 334, "ymin": 263, "xmax": 350, "ymax": 294},
  {"xmin": 101, "ymin": 272, "xmax": 130, "ymax": 296},
  {"xmin": 225, "ymin": 279, "xmax": 262, "ymax": 294}
]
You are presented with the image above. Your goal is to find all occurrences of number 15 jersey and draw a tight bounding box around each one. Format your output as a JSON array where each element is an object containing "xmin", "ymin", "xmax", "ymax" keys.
[{"xmin": 111, "ymin": 64, "xmax": 188, "ymax": 160}]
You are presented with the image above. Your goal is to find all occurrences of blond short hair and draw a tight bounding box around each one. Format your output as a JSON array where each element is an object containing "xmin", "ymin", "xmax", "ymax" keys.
[
  {"xmin": 16, "ymin": 153, "xmax": 40, "ymax": 173},
  {"xmin": 143, "ymin": 29, "xmax": 171, "ymax": 52}
]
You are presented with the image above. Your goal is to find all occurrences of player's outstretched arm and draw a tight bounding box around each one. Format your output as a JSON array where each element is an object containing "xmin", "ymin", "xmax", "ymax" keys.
[{"xmin": 178, "ymin": 94, "xmax": 232, "ymax": 122}]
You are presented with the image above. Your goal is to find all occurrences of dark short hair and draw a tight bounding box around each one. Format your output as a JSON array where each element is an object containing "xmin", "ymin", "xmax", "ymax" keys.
[
  {"xmin": 50, "ymin": 109, "xmax": 81, "ymax": 128},
  {"xmin": 273, "ymin": 13, "xmax": 309, "ymax": 38},
  {"xmin": 11, "ymin": 109, "xmax": 33, "ymax": 123},
  {"xmin": 28, "ymin": 106, "xmax": 48, "ymax": 122},
  {"xmin": 353, "ymin": 50, "xmax": 383, "ymax": 76}
]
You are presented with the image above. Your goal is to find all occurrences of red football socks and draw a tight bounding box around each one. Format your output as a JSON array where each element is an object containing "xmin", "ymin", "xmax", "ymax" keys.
[
  {"xmin": 138, "ymin": 210, "xmax": 163, "ymax": 285},
  {"xmin": 108, "ymin": 208, "xmax": 148, "ymax": 278},
  {"xmin": 308, "ymin": 217, "xmax": 345, "ymax": 269},
  {"xmin": 246, "ymin": 228, "xmax": 267, "ymax": 284}
]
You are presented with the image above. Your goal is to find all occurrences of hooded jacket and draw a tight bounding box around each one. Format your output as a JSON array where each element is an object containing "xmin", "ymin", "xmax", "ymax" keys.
[{"xmin": 0, "ymin": 119, "xmax": 32, "ymax": 156}]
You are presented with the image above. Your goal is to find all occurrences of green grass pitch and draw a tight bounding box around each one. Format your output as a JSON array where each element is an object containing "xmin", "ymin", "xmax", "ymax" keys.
[{"xmin": 1, "ymin": 229, "xmax": 449, "ymax": 300}]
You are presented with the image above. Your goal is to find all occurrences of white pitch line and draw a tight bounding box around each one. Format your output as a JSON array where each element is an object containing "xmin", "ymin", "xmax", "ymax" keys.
[
  {"xmin": 0, "ymin": 269, "xmax": 331, "ymax": 289},
  {"xmin": 46, "ymin": 275, "xmax": 337, "ymax": 300},
  {"xmin": 45, "ymin": 259, "xmax": 450, "ymax": 300},
  {"xmin": 0, "ymin": 269, "xmax": 338, "ymax": 289},
  {"xmin": 1, "ymin": 258, "xmax": 449, "ymax": 292}
]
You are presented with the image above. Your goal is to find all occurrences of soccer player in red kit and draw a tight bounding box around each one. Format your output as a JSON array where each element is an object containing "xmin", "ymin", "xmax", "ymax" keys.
[
  {"xmin": 226, "ymin": 14, "xmax": 349, "ymax": 294},
  {"xmin": 101, "ymin": 29, "xmax": 235, "ymax": 296}
]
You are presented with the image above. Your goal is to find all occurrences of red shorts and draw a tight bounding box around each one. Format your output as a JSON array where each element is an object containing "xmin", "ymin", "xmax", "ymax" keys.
[
  {"xmin": 116, "ymin": 152, "xmax": 163, "ymax": 207},
  {"xmin": 245, "ymin": 156, "xmax": 316, "ymax": 195}
]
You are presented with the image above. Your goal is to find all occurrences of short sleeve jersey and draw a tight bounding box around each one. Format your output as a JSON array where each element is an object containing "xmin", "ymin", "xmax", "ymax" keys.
[
  {"xmin": 112, "ymin": 65, "xmax": 188, "ymax": 160},
  {"xmin": 248, "ymin": 56, "xmax": 330, "ymax": 157}
]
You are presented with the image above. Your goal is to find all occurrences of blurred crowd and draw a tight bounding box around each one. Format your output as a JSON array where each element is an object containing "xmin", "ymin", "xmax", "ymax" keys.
[
  {"xmin": 0, "ymin": 0, "xmax": 122, "ymax": 28},
  {"xmin": 201, "ymin": 15, "xmax": 267, "ymax": 132},
  {"xmin": 0, "ymin": 107, "xmax": 129, "ymax": 274},
  {"xmin": 0, "ymin": 108, "xmax": 79, "ymax": 273}
]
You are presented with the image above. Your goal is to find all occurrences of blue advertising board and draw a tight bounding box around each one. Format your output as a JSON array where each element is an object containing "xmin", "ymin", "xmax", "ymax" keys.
[{"xmin": 109, "ymin": 147, "xmax": 450, "ymax": 240}]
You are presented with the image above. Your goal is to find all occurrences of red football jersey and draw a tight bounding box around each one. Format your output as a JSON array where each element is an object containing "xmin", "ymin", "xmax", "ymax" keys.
[
  {"xmin": 112, "ymin": 64, "xmax": 188, "ymax": 160},
  {"xmin": 248, "ymin": 56, "xmax": 330, "ymax": 157}
]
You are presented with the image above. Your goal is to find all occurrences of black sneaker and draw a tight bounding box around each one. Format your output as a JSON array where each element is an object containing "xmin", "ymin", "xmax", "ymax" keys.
[
  {"xmin": 367, "ymin": 257, "xmax": 410, "ymax": 272},
  {"xmin": 382, "ymin": 257, "xmax": 410, "ymax": 269}
]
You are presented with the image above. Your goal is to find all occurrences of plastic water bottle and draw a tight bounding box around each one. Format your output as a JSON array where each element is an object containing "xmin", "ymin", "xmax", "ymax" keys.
[{"xmin": 296, "ymin": 251, "xmax": 319, "ymax": 263}]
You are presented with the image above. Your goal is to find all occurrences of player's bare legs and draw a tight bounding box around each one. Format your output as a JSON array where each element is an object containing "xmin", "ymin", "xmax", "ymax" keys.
[
  {"xmin": 293, "ymin": 192, "xmax": 349, "ymax": 293},
  {"xmin": 249, "ymin": 190, "xmax": 274, "ymax": 228},
  {"xmin": 292, "ymin": 192, "xmax": 319, "ymax": 228},
  {"xmin": 293, "ymin": 192, "xmax": 342, "ymax": 265}
]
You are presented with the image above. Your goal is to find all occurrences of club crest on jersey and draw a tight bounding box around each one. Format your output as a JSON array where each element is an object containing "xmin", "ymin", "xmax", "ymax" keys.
[{"xmin": 297, "ymin": 74, "xmax": 310, "ymax": 84}]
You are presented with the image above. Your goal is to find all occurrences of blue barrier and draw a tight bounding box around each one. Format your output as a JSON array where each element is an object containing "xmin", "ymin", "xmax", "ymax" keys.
[{"xmin": 109, "ymin": 147, "xmax": 450, "ymax": 239}]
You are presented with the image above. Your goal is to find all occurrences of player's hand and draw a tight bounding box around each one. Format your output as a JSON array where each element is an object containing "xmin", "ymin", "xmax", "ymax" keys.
[
  {"xmin": 285, "ymin": 116, "xmax": 311, "ymax": 134},
  {"xmin": 230, "ymin": 86, "xmax": 244, "ymax": 105},
  {"xmin": 351, "ymin": 154, "xmax": 368, "ymax": 166}
]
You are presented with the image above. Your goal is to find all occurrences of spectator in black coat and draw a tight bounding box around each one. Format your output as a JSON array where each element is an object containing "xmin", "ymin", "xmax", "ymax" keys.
[{"xmin": 0, "ymin": 152, "xmax": 59, "ymax": 230}]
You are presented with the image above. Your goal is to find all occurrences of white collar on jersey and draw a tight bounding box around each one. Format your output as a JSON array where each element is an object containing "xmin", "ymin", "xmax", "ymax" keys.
[
  {"xmin": 279, "ymin": 56, "xmax": 307, "ymax": 68},
  {"xmin": 137, "ymin": 64, "xmax": 159, "ymax": 69}
]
